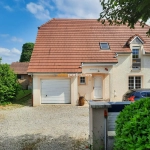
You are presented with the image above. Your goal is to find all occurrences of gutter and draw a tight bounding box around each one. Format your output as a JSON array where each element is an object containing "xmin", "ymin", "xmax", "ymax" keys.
[
  {"xmin": 145, "ymin": 52, "xmax": 150, "ymax": 55},
  {"xmin": 82, "ymin": 62, "xmax": 117, "ymax": 67},
  {"xmin": 116, "ymin": 52, "xmax": 131, "ymax": 54}
]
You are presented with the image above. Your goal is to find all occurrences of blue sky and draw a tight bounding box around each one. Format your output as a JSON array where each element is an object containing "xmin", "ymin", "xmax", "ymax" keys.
[{"xmin": 0, "ymin": 0, "xmax": 102, "ymax": 64}]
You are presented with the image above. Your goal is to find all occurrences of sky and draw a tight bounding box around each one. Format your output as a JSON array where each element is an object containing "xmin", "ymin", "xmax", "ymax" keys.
[{"xmin": 0, "ymin": 0, "xmax": 102, "ymax": 64}]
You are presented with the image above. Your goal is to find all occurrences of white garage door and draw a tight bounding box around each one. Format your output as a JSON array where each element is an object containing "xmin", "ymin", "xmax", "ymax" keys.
[{"xmin": 41, "ymin": 79, "xmax": 71, "ymax": 104}]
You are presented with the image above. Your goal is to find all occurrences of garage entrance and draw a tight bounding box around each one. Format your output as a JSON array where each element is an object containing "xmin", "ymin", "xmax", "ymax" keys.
[{"xmin": 41, "ymin": 79, "xmax": 71, "ymax": 104}]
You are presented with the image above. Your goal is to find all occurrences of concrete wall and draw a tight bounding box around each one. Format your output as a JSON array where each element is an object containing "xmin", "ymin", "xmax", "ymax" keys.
[{"xmin": 32, "ymin": 74, "xmax": 78, "ymax": 106}]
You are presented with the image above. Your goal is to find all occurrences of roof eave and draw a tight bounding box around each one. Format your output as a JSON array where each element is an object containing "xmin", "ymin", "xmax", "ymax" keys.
[{"xmin": 82, "ymin": 62, "xmax": 118, "ymax": 67}]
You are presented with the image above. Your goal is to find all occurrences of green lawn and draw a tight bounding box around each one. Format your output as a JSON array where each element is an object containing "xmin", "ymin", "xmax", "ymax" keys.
[
  {"xmin": 16, "ymin": 90, "xmax": 32, "ymax": 100},
  {"xmin": 0, "ymin": 90, "xmax": 32, "ymax": 107},
  {"xmin": 12, "ymin": 89, "xmax": 32, "ymax": 105}
]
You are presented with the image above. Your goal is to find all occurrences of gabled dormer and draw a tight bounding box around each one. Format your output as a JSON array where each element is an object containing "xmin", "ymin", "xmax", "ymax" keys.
[
  {"xmin": 130, "ymin": 36, "xmax": 144, "ymax": 45},
  {"xmin": 127, "ymin": 35, "xmax": 145, "ymax": 70}
]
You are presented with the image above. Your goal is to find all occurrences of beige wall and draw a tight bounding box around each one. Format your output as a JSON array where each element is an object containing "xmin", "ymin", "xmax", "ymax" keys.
[
  {"xmin": 78, "ymin": 76, "xmax": 93, "ymax": 100},
  {"xmin": 79, "ymin": 49, "xmax": 150, "ymax": 102},
  {"xmin": 111, "ymin": 46, "xmax": 150, "ymax": 101},
  {"xmin": 32, "ymin": 74, "xmax": 78, "ymax": 106},
  {"xmin": 78, "ymin": 66, "xmax": 112, "ymax": 101},
  {"xmin": 112, "ymin": 55, "xmax": 131, "ymax": 101}
]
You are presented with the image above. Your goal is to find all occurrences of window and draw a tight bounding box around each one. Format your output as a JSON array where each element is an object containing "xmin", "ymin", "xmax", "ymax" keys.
[
  {"xmin": 147, "ymin": 92, "xmax": 150, "ymax": 97},
  {"xmin": 128, "ymin": 76, "xmax": 141, "ymax": 89},
  {"xmin": 132, "ymin": 48, "xmax": 139, "ymax": 58},
  {"xmin": 141, "ymin": 92, "xmax": 147, "ymax": 97},
  {"xmin": 134, "ymin": 92, "xmax": 141, "ymax": 98},
  {"xmin": 80, "ymin": 77, "xmax": 86, "ymax": 84},
  {"xmin": 17, "ymin": 75, "xmax": 24, "ymax": 80},
  {"xmin": 21, "ymin": 75, "xmax": 24, "ymax": 80},
  {"xmin": 132, "ymin": 47, "xmax": 141, "ymax": 69},
  {"xmin": 141, "ymin": 92, "xmax": 150, "ymax": 97},
  {"xmin": 100, "ymin": 42, "xmax": 110, "ymax": 49}
]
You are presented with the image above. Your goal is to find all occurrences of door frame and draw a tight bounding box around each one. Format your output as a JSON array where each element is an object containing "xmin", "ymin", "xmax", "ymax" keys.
[{"xmin": 93, "ymin": 75, "xmax": 103, "ymax": 99}]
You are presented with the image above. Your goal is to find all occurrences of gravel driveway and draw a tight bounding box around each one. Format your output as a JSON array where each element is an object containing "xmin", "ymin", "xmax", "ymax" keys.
[{"xmin": 0, "ymin": 105, "xmax": 89, "ymax": 150}]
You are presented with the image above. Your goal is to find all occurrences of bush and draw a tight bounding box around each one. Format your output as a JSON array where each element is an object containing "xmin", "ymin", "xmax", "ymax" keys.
[
  {"xmin": 0, "ymin": 64, "xmax": 20, "ymax": 103},
  {"xmin": 114, "ymin": 98, "xmax": 150, "ymax": 150}
]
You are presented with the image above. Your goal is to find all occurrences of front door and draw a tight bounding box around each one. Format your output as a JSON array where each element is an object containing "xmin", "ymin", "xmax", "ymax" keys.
[{"xmin": 94, "ymin": 76, "xmax": 102, "ymax": 98}]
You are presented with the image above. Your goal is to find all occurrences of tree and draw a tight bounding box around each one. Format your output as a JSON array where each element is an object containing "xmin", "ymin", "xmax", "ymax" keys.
[
  {"xmin": 99, "ymin": 0, "xmax": 150, "ymax": 35},
  {"xmin": 114, "ymin": 98, "xmax": 150, "ymax": 150},
  {"xmin": 0, "ymin": 63, "xmax": 20, "ymax": 103},
  {"xmin": 19, "ymin": 42, "xmax": 34, "ymax": 62},
  {"xmin": 0, "ymin": 57, "xmax": 2, "ymax": 64}
]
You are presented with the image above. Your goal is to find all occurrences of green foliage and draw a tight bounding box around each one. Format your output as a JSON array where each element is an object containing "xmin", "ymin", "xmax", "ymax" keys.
[
  {"xmin": 16, "ymin": 90, "xmax": 31, "ymax": 100},
  {"xmin": 114, "ymin": 98, "xmax": 150, "ymax": 150},
  {"xmin": 0, "ymin": 64, "xmax": 20, "ymax": 103},
  {"xmin": 19, "ymin": 42, "xmax": 34, "ymax": 62},
  {"xmin": 12, "ymin": 89, "xmax": 32, "ymax": 105},
  {"xmin": 99, "ymin": 0, "xmax": 150, "ymax": 36}
]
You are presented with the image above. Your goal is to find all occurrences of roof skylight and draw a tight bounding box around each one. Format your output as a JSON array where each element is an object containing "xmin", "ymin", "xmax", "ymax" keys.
[{"xmin": 100, "ymin": 42, "xmax": 110, "ymax": 50}]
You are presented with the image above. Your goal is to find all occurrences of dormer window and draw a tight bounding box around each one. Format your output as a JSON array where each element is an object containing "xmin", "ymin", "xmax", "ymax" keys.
[
  {"xmin": 132, "ymin": 47, "xmax": 141, "ymax": 69},
  {"xmin": 100, "ymin": 42, "xmax": 110, "ymax": 50},
  {"xmin": 132, "ymin": 48, "xmax": 139, "ymax": 58}
]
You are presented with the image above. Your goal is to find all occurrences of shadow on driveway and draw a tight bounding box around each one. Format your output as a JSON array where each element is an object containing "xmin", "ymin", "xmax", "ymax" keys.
[{"xmin": 0, "ymin": 133, "xmax": 89, "ymax": 150}]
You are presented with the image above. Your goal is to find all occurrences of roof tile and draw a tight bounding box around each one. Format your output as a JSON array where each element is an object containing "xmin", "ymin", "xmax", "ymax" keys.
[{"xmin": 28, "ymin": 19, "xmax": 150, "ymax": 73}]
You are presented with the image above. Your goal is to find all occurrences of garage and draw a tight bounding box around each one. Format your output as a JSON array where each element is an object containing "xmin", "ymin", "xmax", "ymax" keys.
[{"xmin": 41, "ymin": 79, "xmax": 71, "ymax": 104}]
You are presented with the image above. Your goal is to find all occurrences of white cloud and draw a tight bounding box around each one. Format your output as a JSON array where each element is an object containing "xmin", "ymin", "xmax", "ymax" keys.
[
  {"xmin": 26, "ymin": 2, "xmax": 50, "ymax": 20},
  {"xmin": 11, "ymin": 36, "xmax": 23, "ymax": 42},
  {"xmin": 12, "ymin": 48, "xmax": 21, "ymax": 55},
  {"xmin": 26, "ymin": 0, "xmax": 101, "ymax": 20},
  {"xmin": 53, "ymin": 0, "xmax": 102, "ymax": 19},
  {"xmin": 39, "ymin": 0, "xmax": 54, "ymax": 10},
  {"xmin": 0, "ymin": 47, "xmax": 21, "ymax": 64},
  {"xmin": 4, "ymin": 5, "xmax": 13, "ymax": 11},
  {"xmin": 0, "ymin": 34, "xmax": 9, "ymax": 37},
  {"xmin": 0, "ymin": 47, "xmax": 21, "ymax": 56}
]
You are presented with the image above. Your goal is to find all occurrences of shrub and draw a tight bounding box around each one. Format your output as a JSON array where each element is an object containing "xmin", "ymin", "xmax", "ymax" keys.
[
  {"xmin": 0, "ymin": 64, "xmax": 20, "ymax": 103},
  {"xmin": 114, "ymin": 98, "xmax": 150, "ymax": 150}
]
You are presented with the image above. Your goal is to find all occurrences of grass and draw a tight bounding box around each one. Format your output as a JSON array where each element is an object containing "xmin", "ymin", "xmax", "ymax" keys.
[
  {"xmin": 12, "ymin": 89, "xmax": 32, "ymax": 105},
  {"xmin": 16, "ymin": 90, "xmax": 32, "ymax": 101},
  {"xmin": 0, "ymin": 90, "xmax": 32, "ymax": 108}
]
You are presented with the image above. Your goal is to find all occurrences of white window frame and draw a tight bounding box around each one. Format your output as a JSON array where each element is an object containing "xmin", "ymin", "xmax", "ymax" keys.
[
  {"xmin": 128, "ymin": 76, "xmax": 141, "ymax": 89},
  {"xmin": 80, "ymin": 77, "xmax": 86, "ymax": 84}
]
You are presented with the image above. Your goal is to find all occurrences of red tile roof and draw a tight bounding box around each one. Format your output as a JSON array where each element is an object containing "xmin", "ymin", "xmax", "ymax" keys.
[
  {"xmin": 28, "ymin": 19, "xmax": 150, "ymax": 73},
  {"xmin": 126, "ymin": 34, "xmax": 145, "ymax": 45},
  {"xmin": 10, "ymin": 62, "xmax": 29, "ymax": 74}
]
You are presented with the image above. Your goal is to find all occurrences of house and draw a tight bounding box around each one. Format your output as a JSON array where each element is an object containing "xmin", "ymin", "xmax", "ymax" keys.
[
  {"xmin": 10, "ymin": 62, "xmax": 32, "ymax": 89},
  {"xmin": 27, "ymin": 19, "xmax": 150, "ymax": 106}
]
